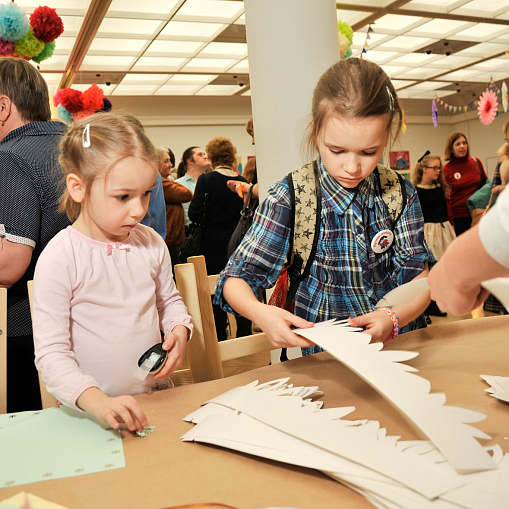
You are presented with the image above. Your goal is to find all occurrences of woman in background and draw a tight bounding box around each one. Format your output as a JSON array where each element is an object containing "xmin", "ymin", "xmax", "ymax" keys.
[{"xmin": 442, "ymin": 132, "xmax": 487, "ymax": 236}]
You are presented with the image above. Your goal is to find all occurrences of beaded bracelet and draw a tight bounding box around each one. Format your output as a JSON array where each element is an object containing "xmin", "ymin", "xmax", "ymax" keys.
[{"xmin": 376, "ymin": 307, "xmax": 400, "ymax": 342}]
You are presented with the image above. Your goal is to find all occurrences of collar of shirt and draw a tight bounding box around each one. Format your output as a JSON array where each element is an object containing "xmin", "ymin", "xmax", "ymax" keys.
[
  {"xmin": 0, "ymin": 121, "xmax": 67, "ymax": 146},
  {"xmin": 318, "ymin": 156, "xmax": 376, "ymax": 216}
]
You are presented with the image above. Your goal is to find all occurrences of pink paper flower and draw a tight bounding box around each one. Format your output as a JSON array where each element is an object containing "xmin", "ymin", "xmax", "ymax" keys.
[
  {"xmin": 477, "ymin": 89, "xmax": 498, "ymax": 126},
  {"xmin": 432, "ymin": 99, "xmax": 438, "ymax": 128}
]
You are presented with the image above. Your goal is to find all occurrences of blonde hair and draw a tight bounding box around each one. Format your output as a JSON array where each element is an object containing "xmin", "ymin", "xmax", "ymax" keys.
[
  {"xmin": 243, "ymin": 157, "xmax": 256, "ymax": 183},
  {"xmin": 156, "ymin": 147, "xmax": 170, "ymax": 172},
  {"xmin": 304, "ymin": 58, "xmax": 403, "ymax": 159},
  {"xmin": 412, "ymin": 154, "xmax": 450, "ymax": 198},
  {"xmin": 58, "ymin": 112, "xmax": 157, "ymax": 220}
]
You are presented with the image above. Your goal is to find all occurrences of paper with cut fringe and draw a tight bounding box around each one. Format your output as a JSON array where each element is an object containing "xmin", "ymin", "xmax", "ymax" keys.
[
  {"xmin": 293, "ymin": 320, "xmax": 496, "ymax": 474},
  {"xmin": 182, "ymin": 379, "xmax": 509, "ymax": 509},
  {"xmin": 480, "ymin": 375, "xmax": 509, "ymax": 403}
]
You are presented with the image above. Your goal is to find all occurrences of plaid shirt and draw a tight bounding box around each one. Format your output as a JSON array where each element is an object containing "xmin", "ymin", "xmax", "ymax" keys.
[{"xmin": 215, "ymin": 159, "xmax": 434, "ymax": 354}]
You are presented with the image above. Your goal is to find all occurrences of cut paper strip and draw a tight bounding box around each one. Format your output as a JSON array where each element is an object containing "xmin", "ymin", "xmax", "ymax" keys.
[
  {"xmin": 182, "ymin": 379, "xmax": 509, "ymax": 509},
  {"xmin": 0, "ymin": 406, "xmax": 125, "ymax": 488},
  {"xmin": 293, "ymin": 321, "xmax": 496, "ymax": 474},
  {"xmin": 480, "ymin": 375, "xmax": 509, "ymax": 403},
  {"xmin": 481, "ymin": 278, "xmax": 509, "ymax": 312},
  {"xmin": 375, "ymin": 278, "xmax": 430, "ymax": 308}
]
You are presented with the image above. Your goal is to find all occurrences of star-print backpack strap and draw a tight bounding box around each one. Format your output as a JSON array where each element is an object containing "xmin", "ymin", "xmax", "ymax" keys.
[
  {"xmin": 286, "ymin": 159, "xmax": 322, "ymax": 307},
  {"xmin": 375, "ymin": 164, "xmax": 407, "ymax": 226}
]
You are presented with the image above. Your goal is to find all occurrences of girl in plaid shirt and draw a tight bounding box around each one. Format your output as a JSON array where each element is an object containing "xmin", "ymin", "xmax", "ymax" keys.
[{"xmin": 215, "ymin": 58, "xmax": 434, "ymax": 354}]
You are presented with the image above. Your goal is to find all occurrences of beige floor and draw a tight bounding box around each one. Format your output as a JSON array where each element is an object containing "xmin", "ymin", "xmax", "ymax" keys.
[{"xmin": 172, "ymin": 307, "xmax": 503, "ymax": 387}]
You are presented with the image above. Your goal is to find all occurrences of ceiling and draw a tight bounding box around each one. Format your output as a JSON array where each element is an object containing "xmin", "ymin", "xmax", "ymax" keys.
[{"xmin": 17, "ymin": 0, "xmax": 509, "ymax": 115}]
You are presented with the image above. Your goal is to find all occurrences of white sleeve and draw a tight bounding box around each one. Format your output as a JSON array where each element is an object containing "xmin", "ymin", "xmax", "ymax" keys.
[{"xmin": 479, "ymin": 186, "xmax": 509, "ymax": 269}]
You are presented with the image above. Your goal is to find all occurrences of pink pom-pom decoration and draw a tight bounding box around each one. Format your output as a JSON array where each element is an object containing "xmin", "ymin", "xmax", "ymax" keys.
[
  {"xmin": 0, "ymin": 38, "xmax": 14, "ymax": 56},
  {"xmin": 60, "ymin": 89, "xmax": 84, "ymax": 114},
  {"xmin": 82, "ymin": 84, "xmax": 105, "ymax": 111},
  {"xmin": 477, "ymin": 89, "xmax": 498, "ymax": 126},
  {"xmin": 30, "ymin": 6, "xmax": 64, "ymax": 43}
]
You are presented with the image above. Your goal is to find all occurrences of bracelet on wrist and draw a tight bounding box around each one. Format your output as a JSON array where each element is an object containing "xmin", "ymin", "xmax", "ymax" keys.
[{"xmin": 376, "ymin": 307, "xmax": 400, "ymax": 342}]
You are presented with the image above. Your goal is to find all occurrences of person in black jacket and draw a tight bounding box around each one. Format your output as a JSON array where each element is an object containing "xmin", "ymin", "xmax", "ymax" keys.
[{"xmin": 188, "ymin": 136, "xmax": 252, "ymax": 340}]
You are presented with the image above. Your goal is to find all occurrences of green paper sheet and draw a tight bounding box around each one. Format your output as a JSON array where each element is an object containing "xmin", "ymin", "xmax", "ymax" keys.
[{"xmin": 0, "ymin": 406, "xmax": 125, "ymax": 489}]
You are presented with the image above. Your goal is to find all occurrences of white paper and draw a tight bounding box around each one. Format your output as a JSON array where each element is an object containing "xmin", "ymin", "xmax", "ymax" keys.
[
  {"xmin": 481, "ymin": 278, "xmax": 509, "ymax": 312},
  {"xmin": 375, "ymin": 278, "xmax": 430, "ymax": 308}
]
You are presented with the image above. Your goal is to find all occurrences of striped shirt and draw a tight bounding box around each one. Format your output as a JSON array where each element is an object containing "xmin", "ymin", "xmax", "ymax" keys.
[{"xmin": 214, "ymin": 159, "xmax": 434, "ymax": 355}]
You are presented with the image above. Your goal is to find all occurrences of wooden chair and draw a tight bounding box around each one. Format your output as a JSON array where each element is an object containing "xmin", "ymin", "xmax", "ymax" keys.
[
  {"xmin": 174, "ymin": 255, "xmax": 274, "ymax": 383},
  {"xmin": 27, "ymin": 281, "xmax": 57, "ymax": 409},
  {"xmin": 0, "ymin": 288, "xmax": 6, "ymax": 414}
]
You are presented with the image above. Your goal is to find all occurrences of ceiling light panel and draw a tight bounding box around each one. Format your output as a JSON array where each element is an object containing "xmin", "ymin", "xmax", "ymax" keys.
[
  {"xmin": 106, "ymin": 0, "xmax": 181, "ymax": 17},
  {"xmin": 242, "ymin": 89, "xmax": 251, "ymax": 96},
  {"xmin": 227, "ymin": 59, "xmax": 249, "ymax": 73},
  {"xmin": 371, "ymin": 14, "xmax": 430, "ymax": 34},
  {"xmin": 53, "ymin": 37, "xmax": 75, "ymax": 53},
  {"xmin": 364, "ymin": 51, "xmax": 402, "ymax": 64},
  {"xmin": 88, "ymin": 38, "xmax": 149, "ymax": 54},
  {"xmin": 390, "ymin": 53, "xmax": 441, "ymax": 65},
  {"xmin": 396, "ymin": 67, "xmax": 444, "ymax": 80},
  {"xmin": 121, "ymin": 74, "xmax": 172, "ymax": 84},
  {"xmin": 336, "ymin": 9, "xmax": 374, "ymax": 25},
  {"xmin": 36, "ymin": 55, "xmax": 69, "ymax": 71},
  {"xmin": 412, "ymin": 81, "xmax": 453, "ymax": 90},
  {"xmin": 454, "ymin": 42, "xmax": 508, "ymax": 58},
  {"xmin": 113, "ymin": 84, "xmax": 160, "ymax": 96},
  {"xmin": 379, "ymin": 65, "xmax": 411, "ymax": 78},
  {"xmin": 407, "ymin": 18, "xmax": 473, "ymax": 38},
  {"xmin": 155, "ymin": 84, "xmax": 203, "ymax": 95},
  {"xmin": 158, "ymin": 21, "xmax": 227, "ymax": 41},
  {"xmin": 146, "ymin": 40, "xmax": 205, "ymax": 57},
  {"xmin": 97, "ymin": 18, "xmax": 164, "ymax": 37},
  {"xmin": 174, "ymin": 0, "xmax": 244, "ymax": 24},
  {"xmin": 389, "ymin": 80, "xmax": 417, "ymax": 90},
  {"xmin": 195, "ymin": 84, "xmax": 240, "ymax": 96},
  {"xmin": 199, "ymin": 42, "xmax": 248, "ymax": 59},
  {"xmin": 168, "ymin": 74, "xmax": 217, "ymax": 84},
  {"xmin": 452, "ymin": 0, "xmax": 509, "ymax": 17},
  {"xmin": 131, "ymin": 57, "xmax": 188, "ymax": 72},
  {"xmin": 402, "ymin": 0, "xmax": 473, "ymax": 14},
  {"xmin": 376, "ymin": 36, "xmax": 438, "ymax": 52},
  {"xmin": 17, "ymin": 0, "xmax": 90, "ymax": 15},
  {"xmin": 234, "ymin": 14, "xmax": 245, "ymax": 25},
  {"xmin": 180, "ymin": 58, "xmax": 237, "ymax": 73},
  {"xmin": 397, "ymin": 89, "xmax": 453, "ymax": 99},
  {"xmin": 71, "ymin": 83, "xmax": 113, "ymax": 95},
  {"xmin": 463, "ymin": 70, "xmax": 509, "ymax": 82},
  {"xmin": 469, "ymin": 57, "xmax": 509, "ymax": 70},
  {"xmin": 426, "ymin": 55, "xmax": 478, "ymax": 70},
  {"xmin": 450, "ymin": 23, "xmax": 509, "ymax": 42},
  {"xmin": 58, "ymin": 15, "xmax": 85, "ymax": 37},
  {"xmin": 80, "ymin": 56, "xmax": 137, "ymax": 71},
  {"xmin": 352, "ymin": 31, "xmax": 392, "ymax": 49},
  {"xmin": 439, "ymin": 69, "xmax": 481, "ymax": 80}
]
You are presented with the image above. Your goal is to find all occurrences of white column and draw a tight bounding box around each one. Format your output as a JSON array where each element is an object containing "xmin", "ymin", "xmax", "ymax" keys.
[{"xmin": 244, "ymin": 0, "xmax": 340, "ymax": 198}]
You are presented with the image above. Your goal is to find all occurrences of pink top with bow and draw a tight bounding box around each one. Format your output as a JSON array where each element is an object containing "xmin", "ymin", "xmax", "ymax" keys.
[{"xmin": 33, "ymin": 225, "xmax": 193, "ymax": 409}]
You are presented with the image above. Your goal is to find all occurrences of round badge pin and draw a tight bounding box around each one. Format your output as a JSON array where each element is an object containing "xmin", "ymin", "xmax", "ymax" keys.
[
  {"xmin": 454, "ymin": 172, "xmax": 461, "ymax": 180},
  {"xmin": 371, "ymin": 229, "xmax": 394, "ymax": 254}
]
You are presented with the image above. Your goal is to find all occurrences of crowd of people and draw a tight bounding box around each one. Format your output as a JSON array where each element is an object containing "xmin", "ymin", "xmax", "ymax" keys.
[{"xmin": 2, "ymin": 55, "xmax": 509, "ymax": 429}]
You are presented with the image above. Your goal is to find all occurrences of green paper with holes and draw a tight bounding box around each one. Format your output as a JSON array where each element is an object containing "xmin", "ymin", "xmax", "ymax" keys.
[{"xmin": 0, "ymin": 406, "xmax": 125, "ymax": 488}]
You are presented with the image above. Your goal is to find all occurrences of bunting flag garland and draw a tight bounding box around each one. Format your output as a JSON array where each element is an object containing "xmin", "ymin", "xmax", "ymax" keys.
[{"xmin": 360, "ymin": 24, "xmax": 373, "ymax": 58}]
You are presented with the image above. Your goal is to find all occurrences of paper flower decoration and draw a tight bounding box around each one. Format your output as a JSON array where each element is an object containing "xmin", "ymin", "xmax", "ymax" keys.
[
  {"xmin": 338, "ymin": 20, "xmax": 353, "ymax": 59},
  {"xmin": 432, "ymin": 99, "xmax": 438, "ymax": 128},
  {"xmin": 477, "ymin": 89, "xmax": 498, "ymax": 126},
  {"xmin": 54, "ymin": 84, "xmax": 112, "ymax": 124},
  {"xmin": 0, "ymin": 2, "xmax": 63, "ymax": 64},
  {"xmin": 502, "ymin": 81, "xmax": 508, "ymax": 114}
]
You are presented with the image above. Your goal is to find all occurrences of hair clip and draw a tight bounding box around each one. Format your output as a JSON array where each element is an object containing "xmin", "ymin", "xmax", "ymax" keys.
[
  {"xmin": 386, "ymin": 86, "xmax": 394, "ymax": 112},
  {"xmin": 82, "ymin": 124, "xmax": 91, "ymax": 148},
  {"xmin": 417, "ymin": 150, "xmax": 430, "ymax": 163}
]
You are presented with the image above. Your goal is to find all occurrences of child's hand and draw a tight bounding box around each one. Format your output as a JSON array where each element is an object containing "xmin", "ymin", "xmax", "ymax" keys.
[
  {"xmin": 255, "ymin": 304, "xmax": 315, "ymax": 349},
  {"xmin": 348, "ymin": 311, "xmax": 394, "ymax": 343},
  {"xmin": 155, "ymin": 325, "xmax": 188, "ymax": 379},
  {"xmin": 77, "ymin": 387, "xmax": 148, "ymax": 432}
]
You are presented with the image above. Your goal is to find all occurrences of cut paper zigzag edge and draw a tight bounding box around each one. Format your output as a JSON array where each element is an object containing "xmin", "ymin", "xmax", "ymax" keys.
[
  {"xmin": 293, "ymin": 320, "xmax": 496, "ymax": 474},
  {"xmin": 181, "ymin": 379, "xmax": 509, "ymax": 509}
]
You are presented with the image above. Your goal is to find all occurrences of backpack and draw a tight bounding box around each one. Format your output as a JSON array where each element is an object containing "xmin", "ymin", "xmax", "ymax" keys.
[{"xmin": 268, "ymin": 159, "xmax": 407, "ymax": 311}]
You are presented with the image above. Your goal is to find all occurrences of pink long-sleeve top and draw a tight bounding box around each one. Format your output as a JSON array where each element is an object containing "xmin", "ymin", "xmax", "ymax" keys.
[{"xmin": 33, "ymin": 224, "xmax": 193, "ymax": 409}]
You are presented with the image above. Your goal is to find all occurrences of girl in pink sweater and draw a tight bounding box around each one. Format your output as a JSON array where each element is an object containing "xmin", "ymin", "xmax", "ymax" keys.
[{"xmin": 33, "ymin": 113, "xmax": 192, "ymax": 432}]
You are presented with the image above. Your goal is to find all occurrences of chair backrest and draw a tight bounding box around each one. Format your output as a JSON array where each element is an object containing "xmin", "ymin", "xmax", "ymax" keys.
[
  {"xmin": 174, "ymin": 255, "xmax": 274, "ymax": 383},
  {"xmin": 0, "ymin": 288, "xmax": 6, "ymax": 414},
  {"xmin": 27, "ymin": 281, "xmax": 57, "ymax": 409}
]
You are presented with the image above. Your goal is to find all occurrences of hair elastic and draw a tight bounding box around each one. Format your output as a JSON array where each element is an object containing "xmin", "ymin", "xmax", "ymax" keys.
[
  {"xmin": 386, "ymin": 86, "xmax": 394, "ymax": 112},
  {"xmin": 417, "ymin": 150, "xmax": 430, "ymax": 163},
  {"xmin": 82, "ymin": 124, "xmax": 91, "ymax": 148}
]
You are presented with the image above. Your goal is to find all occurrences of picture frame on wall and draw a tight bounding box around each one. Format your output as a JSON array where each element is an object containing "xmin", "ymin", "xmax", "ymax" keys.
[{"xmin": 389, "ymin": 150, "xmax": 411, "ymax": 180}]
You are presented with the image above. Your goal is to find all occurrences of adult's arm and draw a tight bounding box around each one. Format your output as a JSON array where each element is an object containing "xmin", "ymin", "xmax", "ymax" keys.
[
  {"xmin": 0, "ymin": 240, "xmax": 33, "ymax": 288},
  {"xmin": 162, "ymin": 180, "xmax": 193, "ymax": 204}
]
